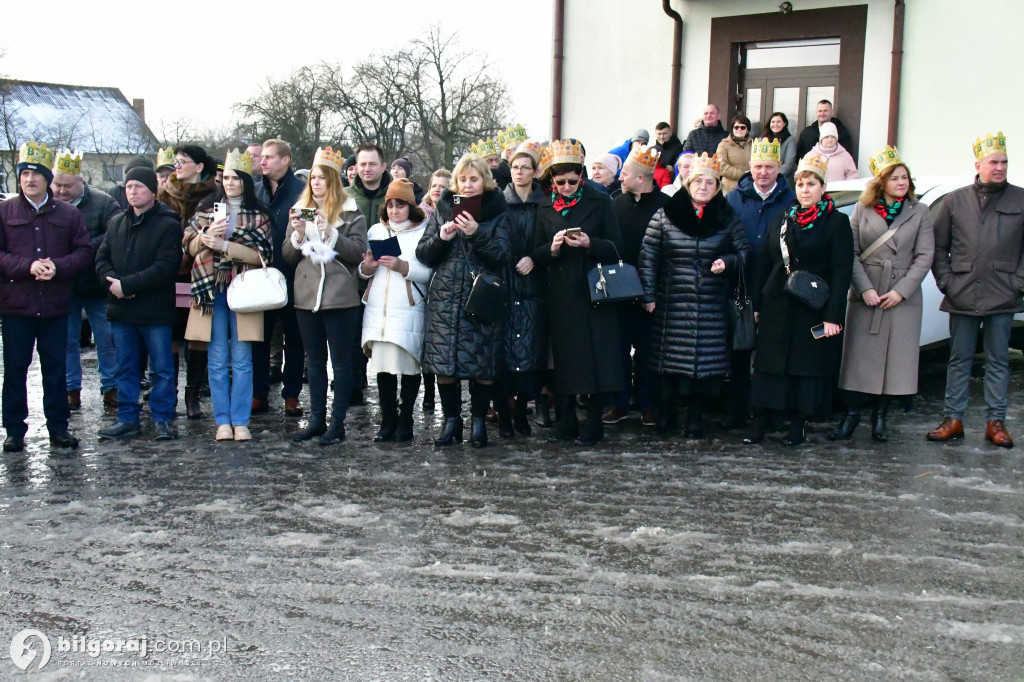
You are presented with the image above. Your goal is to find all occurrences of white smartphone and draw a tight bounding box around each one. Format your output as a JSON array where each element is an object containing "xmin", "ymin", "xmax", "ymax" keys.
[{"xmin": 213, "ymin": 202, "xmax": 228, "ymax": 223}]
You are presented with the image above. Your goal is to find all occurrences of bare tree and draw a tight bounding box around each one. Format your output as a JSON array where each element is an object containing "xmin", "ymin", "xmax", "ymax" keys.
[
  {"xmin": 158, "ymin": 115, "xmax": 197, "ymax": 150},
  {"xmin": 86, "ymin": 112, "xmax": 156, "ymax": 186}
]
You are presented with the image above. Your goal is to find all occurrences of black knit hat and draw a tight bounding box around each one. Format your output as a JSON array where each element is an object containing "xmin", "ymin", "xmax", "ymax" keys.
[
  {"xmin": 125, "ymin": 155, "xmax": 155, "ymax": 173},
  {"xmin": 125, "ymin": 166, "xmax": 158, "ymax": 195}
]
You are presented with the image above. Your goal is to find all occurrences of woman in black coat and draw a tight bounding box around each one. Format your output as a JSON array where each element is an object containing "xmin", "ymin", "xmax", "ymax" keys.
[
  {"xmin": 639, "ymin": 156, "xmax": 751, "ymax": 437},
  {"xmin": 745, "ymin": 154, "xmax": 854, "ymax": 446},
  {"xmin": 532, "ymin": 140, "xmax": 627, "ymax": 446},
  {"xmin": 416, "ymin": 154, "xmax": 510, "ymax": 449},
  {"xmin": 496, "ymin": 143, "xmax": 547, "ymax": 438}
]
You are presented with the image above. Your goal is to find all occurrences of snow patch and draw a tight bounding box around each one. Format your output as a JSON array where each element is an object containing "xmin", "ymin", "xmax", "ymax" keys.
[{"xmin": 443, "ymin": 510, "xmax": 521, "ymax": 527}]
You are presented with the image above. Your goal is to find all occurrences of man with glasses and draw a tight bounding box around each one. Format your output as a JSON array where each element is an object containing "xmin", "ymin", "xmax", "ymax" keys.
[{"xmin": 682, "ymin": 104, "xmax": 728, "ymax": 156}]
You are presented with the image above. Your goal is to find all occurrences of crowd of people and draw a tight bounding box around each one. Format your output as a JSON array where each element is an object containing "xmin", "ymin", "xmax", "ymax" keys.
[{"xmin": 1, "ymin": 102, "xmax": 1019, "ymax": 452}]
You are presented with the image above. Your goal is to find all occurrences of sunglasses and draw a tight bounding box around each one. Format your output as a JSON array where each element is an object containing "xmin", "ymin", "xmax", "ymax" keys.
[
  {"xmin": 554, "ymin": 177, "xmax": 580, "ymax": 187},
  {"xmin": 733, "ymin": 125, "xmax": 748, "ymax": 131}
]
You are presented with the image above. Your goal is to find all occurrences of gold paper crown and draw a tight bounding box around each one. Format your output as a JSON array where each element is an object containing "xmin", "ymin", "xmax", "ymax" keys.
[
  {"xmin": 624, "ymin": 144, "xmax": 660, "ymax": 173},
  {"xmin": 688, "ymin": 152, "xmax": 721, "ymax": 180},
  {"xmin": 868, "ymin": 145, "xmax": 903, "ymax": 177},
  {"xmin": 496, "ymin": 124, "xmax": 528, "ymax": 152},
  {"xmin": 470, "ymin": 138, "xmax": 501, "ymax": 158},
  {"xmin": 54, "ymin": 149, "xmax": 83, "ymax": 176},
  {"xmin": 313, "ymin": 146, "xmax": 345, "ymax": 173},
  {"xmin": 157, "ymin": 147, "xmax": 175, "ymax": 169},
  {"xmin": 18, "ymin": 141, "xmax": 55, "ymax": 169},
  {"xmin": 224, "ymin": 148, "xmax": 254, "ymax": 176},
  {"xmin": 973, "ymin": 131, "xmax": 1007, "ymax": 161},
  {"xmin": 750, "ymin": 137, "xmax": 781, "ymax": 163},
  {"xmin": 537, "ymin": 143, "xmax": 553, "ymax": 176},
  {"xmin": 547, "ymin": 139, "xmax": 585, "ymax": 168},
  {"xmin": 797, "ymin": 153, "xmax": 829, "ymax": 182},
  {"xmin": 511, "ymin": 141, "xmax": 542, "ymax": 166}
]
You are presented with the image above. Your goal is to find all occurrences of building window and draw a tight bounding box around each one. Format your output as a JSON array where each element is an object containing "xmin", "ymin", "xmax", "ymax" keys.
[{"xmin": 103, "ymin": 164, "xmax": 125, "ymax": 183}]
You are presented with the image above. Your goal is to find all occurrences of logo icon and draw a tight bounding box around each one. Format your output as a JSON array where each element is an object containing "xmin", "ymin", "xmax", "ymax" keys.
[{"xmin": 10, "ymin": 629, "xmax": 51, "ymax": 671}]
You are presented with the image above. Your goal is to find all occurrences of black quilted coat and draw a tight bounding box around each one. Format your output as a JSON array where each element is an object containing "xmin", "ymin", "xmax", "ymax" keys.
[
  {"xmin": 639, "ymin": 191, "xmax": 751, "ymax": 378},
  {"xmin": 502, "ymin": 182, "xmax": 547, "ymax": 373},
  {"xmin": 416, "ymin": 188, "xmax": 510, "ymax": 380}
]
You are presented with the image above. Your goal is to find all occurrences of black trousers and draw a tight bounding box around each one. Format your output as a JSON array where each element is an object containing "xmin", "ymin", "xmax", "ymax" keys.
[
  {"xmin": 2, "ymin": 315, "xmax": 69, "ymax": 437},
  {"xmin": 253, "ymin": 303, "xmax": 304, "ymax": 402},
  {"xmin": 295, "ymin": 306, "xmax": 360, "ymax": 420}
]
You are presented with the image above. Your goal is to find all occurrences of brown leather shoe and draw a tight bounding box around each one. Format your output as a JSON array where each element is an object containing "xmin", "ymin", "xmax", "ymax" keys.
[
  {"xmin": 985, "ymin": 420, "xmax": 1014, "ymax": 448},
  {"xmin": 67, "ymin": 389, "xmax": 81, "ymax": 411},
  {"xmin": 602, "ymin": 406, "xmax": 629, "ymax": 425},
  {"xmin": 102, "ymin": 388, "xmax": 118, "ymax": 407},
  {"xmin": 926, "ymin": 417, "xmax": 964, "ymax": 442},
  {"xmin": 284, "ymin": 397, "xmax": 303, "ymax": 417},
  {"xmin": 640, "ymin": 408, "xmax": 657, "ymax": 427},
  {"xmin": 251, "ymin": 398, "xmax": 270, "ymax": 415}
]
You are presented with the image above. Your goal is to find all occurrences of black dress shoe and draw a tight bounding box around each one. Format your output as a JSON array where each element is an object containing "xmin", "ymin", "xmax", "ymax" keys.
[
  {"xmin": 470, "ymin": 418, "xmax": 489, "ymax": 449},
  {"xmin": 292, "ymin": 416, "xmax": 327, "ymax": 442},
  {"xmin": 574, "ymin": 435, "xmax": 600, "ymax": 447},
  {"xmin": 320, "ymin": 421, "xmax": 345, "ymax": 445},
  {"xmin": 98, "ymin": 421, "xmax": 141, "ymax": 439},
  {"xmin": 49, "ymin": 430, "xmax": 79, "ymax": 449},
  {"xmin": 154, "ymin": 422, "xmax": 177, "ymax": 441},
  {"xmin": 3, "ymin": 435, "xmax": 25, "ymax": 452},
  {"xmin": 434, "ymin": 417, "xmax": 463, "ymax": 447}
]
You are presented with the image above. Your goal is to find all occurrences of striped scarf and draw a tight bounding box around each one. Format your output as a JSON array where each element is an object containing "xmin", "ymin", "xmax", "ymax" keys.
[{"xmin": 186, "ymin": 210, "xmax": 273, "ymax": 315}]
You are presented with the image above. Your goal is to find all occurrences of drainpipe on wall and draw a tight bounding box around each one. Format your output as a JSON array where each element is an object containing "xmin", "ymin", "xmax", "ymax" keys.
[
  {"xmin": 551, "ymin": 0, "xmax": 565, "ymax": 140},
  {"xmin": 887, "ymin": 0, "xmax": 905, "ymax": 146},
  {"xmin": 662, "ymin": 0, "xmax": 684, "ymax": 133}
]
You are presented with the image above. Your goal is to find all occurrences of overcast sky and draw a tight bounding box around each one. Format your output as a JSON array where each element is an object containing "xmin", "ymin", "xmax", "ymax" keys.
[{"xmin": 3, "ymin": 0, "xmax": 554, "ymax": 145}]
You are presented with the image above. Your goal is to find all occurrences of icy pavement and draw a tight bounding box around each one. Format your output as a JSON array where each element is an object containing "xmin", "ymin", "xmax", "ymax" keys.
[{"xmin": 1, "ymin": 349, "xmax": 1022, "ymax": 680}]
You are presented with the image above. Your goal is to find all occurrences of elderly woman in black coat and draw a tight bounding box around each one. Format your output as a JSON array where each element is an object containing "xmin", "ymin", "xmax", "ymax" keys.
[
  {"xmin": 744, "ymin": 154, "xmax": 854, "ymax": 446},
  {"xmin": 532, "ymin": 140, "xmax": 627, "ymax": 446},
  {"xmin": 416, "ymin": 154, "xmax": 510, "ymax": 449},
  {"xmin": 639, "ymin": 153, "xmax": 751, "ymax": 437}
]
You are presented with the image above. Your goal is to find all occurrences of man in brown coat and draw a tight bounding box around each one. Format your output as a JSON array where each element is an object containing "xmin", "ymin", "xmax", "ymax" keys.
[{"xmin": 928, "ymin": 132, "xmax": 1023, "ymax": 447}]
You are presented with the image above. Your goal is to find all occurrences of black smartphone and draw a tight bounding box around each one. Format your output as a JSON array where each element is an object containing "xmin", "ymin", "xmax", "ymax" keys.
[
  {"xmin": 453, "ymin": 194, "xmax": 483, "ymax": 222},
  {"xmin": 565, "ymin": 227, "xmax": 582, "ymax": 236},
  {"xmin": 810, "ymin": 323, "xmax": 827, "ymax": 340}
]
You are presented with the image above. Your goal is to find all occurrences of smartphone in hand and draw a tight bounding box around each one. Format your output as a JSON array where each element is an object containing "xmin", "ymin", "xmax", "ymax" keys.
[
  {"xmin": 811, "ymin": 323, "xmax": 827, "ymax": 340},
  {"xmin": 213, "ymin": 202, "xmax": 228, "ymax": 223}
]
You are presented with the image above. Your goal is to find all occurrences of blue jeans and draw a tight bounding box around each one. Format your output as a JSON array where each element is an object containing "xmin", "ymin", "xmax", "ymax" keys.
[
  {"xmin": 208, "ymin": 291, "xmax": 253, "ymax": 426},
  {"xmin": 111, "ymin": 322, "xmax": 175, "ymax": 424},
  {"xmin": 2, "ymin": 315, "xmax": 69, "ymax": 437},
  {"xmin": 66, "ymin": 296, "xmax": 116, "ymax": 393},
  {"xmin": 945, "ymin": 312, "xmax": 1013, "ymax": 421}
]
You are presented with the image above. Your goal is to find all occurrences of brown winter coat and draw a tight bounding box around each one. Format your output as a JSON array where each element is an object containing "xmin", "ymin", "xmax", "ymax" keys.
[
  {"xmin": 932, "ymin": 181, "xmax": 1024, "ymax": 316},
  {"xmin": 839, "ymin": 199, "xmax": 934, "ymax": 395},
  {"xmin": 715, "ymin": 136, "xmax": 751, "ymax": 195}
]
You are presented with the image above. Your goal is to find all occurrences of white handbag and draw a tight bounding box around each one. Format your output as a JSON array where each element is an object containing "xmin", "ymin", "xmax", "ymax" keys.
[{"xmin": 226, "ymin": 252, "xmax": 288, "ymax": 313}]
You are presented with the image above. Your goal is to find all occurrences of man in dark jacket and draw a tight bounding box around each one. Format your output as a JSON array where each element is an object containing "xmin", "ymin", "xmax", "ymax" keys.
[
  {"xmin": 604, "ymin": 145, "xmax": 667, "ymax": 427},
  {"xmin": 927, "ymin": 133, "xmax": 1023, "ymax": 447},
  {"xmin": 107, "ymin": 155, "xmax": 155, "ymax": 211},
  {"xmin": 724, "ymin": 139, "xmax": 795, "ymax": 428},
  {"xmin": 682, "ymin": 105, "xmax": 728, "ymax": 156},
  {"xmin": 654, "ymin": 121, "xmax": 684, "ymax": 169},
  {"xmin": 95, "ymin": 167, "xmax": 182, "ymax": 441},
  {"xmin": 253, "ymin": 138, "xmax": 307, "ymax": 416},
  {"xmin": 796, "ymin": 100, "xmax": 854, "ymax": 161},
  {"xmin": 52, "ymin": 153, "xmax": 122, "ymax": 410},
  {"xmin": 0, "ymin": 143, "xmax": 93, "ymax": 452}
]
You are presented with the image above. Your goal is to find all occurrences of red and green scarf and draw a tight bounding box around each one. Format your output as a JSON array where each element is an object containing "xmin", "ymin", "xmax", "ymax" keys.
[
  {"xmin": 873, "ymin": 195, "xmax": 905, "ymax": 224},
  {"xmin": 551, "ymin": 180, "xmax": 585, "ymax": 216},
  {"xmin": 787, "ymin": 194, "xmax": 835, "ymax": 230}
]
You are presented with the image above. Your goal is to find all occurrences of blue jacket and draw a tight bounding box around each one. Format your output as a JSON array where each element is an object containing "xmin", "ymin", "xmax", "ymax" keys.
[
  {"xmin": 725, "ymin": 172, "xmax": 795, "ymax": 263},
  {"xmin": 608, "ymin": 138, "xmax": 632, "ymax": 166}
]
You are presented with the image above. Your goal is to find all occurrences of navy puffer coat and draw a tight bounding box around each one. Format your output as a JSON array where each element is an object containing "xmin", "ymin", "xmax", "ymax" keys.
[
  {"xmin": 502, "ymin": 182, "xmax": 547, "ymax": 373},
  {"xmin": 639, "ymin": 191, "xmax": 751, "ymax": 378},
  {"xmin": 416, "ymin": 188, "xmax": 510, "ymax": 380}
]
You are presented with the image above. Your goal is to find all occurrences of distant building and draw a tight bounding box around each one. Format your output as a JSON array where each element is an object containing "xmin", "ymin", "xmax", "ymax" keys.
[{"xmin": 0, "ymin": 79, "xmax": 159, "ymax": 191}]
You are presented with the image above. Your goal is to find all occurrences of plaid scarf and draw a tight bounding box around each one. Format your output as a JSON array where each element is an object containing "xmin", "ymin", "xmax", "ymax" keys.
[
  {"xmin": 787, "ymin": 194, "xmax": 835, "ymax": 230},
  {"xmin": 551, "ymin": 180, "xmax": 585, "ymax": 216},
  {"xmin": 873, "ymin": 195, "xmax": 904, "ymax": 224},
  {"xmin": 185, "ymin": 209, "xmax": 273, "ymax": 315}
]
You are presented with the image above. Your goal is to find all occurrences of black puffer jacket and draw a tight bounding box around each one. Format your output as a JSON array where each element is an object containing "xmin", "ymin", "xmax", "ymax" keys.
[
  {"xmin": 72, "ymin": 184, "xmax": 122, "ymax": 300},
  {"xmin": 416, "ymin": 188, "xmax": 510, "ymax": 380},
  {"xmin": 502, "ymin": 182, "xmax": 547, "ymax": 373},
  {"xmin": 639, "ymin": 191, "xmax": 751, "ymax": 378}
]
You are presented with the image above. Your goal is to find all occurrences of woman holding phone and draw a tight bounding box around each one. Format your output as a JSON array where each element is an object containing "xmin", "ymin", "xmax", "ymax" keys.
[
  {"xmin": 359, "ymin": 179, "xmax": 432, "ymax": 442},
  {"xmin": 416, "ymin": 153, "xmax": 510, "ymax": 449},
  {"xmin": 183, "ymin": 149, "xmax": 273, "ymax": 441},
  {"xmin": 745, "ymin": 153, "xmax": 854, "ymax": 446},
  {"xmin": 532, "ymin": 139, "xmax": 627, "ymax": 446},
  {"xmin": 283, "ymin": 147, "xmax": 367, "ymax": 445}
]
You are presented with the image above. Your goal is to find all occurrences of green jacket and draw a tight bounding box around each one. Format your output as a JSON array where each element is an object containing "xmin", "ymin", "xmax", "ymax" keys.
[{"xmin": 347, "ymin": 171, "xmax": 393, "ymax": 226}]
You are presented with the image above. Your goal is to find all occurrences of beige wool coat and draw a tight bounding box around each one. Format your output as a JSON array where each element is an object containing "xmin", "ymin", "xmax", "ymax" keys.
[
  {"xmin": 183, "ymin": 229, "xmax": 266, "ymax": 343},
  {"xmin": 839, "ymin": 199, "xmax": 934, "ymax": 395},
  {"xmin": 715, "ymin": 136, "xmax": 751, "ymax": 195}
]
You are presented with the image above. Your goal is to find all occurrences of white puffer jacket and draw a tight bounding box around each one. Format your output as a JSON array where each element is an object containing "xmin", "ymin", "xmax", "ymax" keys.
[{"xmin": 359, "ymin": 220, "xmax": 432, "ymax": 359}]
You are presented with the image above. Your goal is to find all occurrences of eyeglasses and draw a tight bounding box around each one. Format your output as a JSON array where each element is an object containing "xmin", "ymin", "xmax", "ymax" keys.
[
  {"xmin": 510, "ymin": 165, "xmax": 534, "ymax": 173},
  {"xmin": 732, "ymin": 125, "xmax": 748, "ymax": 131},
  {"xmin": 554, "ymin": 177, "xmax": 580, "ymax": 187},
  {"xmin": 173, "ymin": 158, "xmax": 194, "ymax": 168}
]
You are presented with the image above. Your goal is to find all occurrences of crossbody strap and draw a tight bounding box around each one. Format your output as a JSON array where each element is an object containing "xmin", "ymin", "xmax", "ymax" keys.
[
  {"xmin": 779, "ymin": 219, "xmax": 793, "ymax": 274},
  {"xmin": 859, "ymin": 224, "xmax": 900, "ymax": 262}
]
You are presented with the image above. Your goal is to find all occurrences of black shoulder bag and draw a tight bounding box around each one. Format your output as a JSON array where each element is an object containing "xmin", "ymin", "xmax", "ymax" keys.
[
  {"xmin": 460, "ymin": 237, "xmax": 507, "ymax": 325},
  {"xmin": 587, "ymin": 242, "xmax": 645, "ymax": 305},
  {"xmin": 780, "ymin": 219, "xmax": 830, "ymax": 310},
  {"xmin": 729, "ymin": 264, "xmax": 757, "ymax": 350}
]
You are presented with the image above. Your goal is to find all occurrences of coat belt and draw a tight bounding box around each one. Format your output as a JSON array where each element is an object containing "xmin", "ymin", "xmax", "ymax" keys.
[{"xmin": 870, "ymin": 259, "xmax": 894, "ymax": 335}]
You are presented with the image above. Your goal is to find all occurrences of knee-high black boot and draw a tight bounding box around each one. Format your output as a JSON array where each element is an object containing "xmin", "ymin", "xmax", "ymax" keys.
[
  {"xmin": 422, "ymin": 372, "xmax": 435, "ymax": 412},
  {"xmin": 469, "ymin": 382, "xmax": 492, "ymax": 449},
  {"xmin": 871, "ymin": 398, "xmax": 890, "ymax": 442},
  {"xmin": 395, "ymin": 374, "xmax": 421, "ymax": 442},
  {"xmin": 434, "ymin": 381, "xmax": 463, "ymax": 446},
  {"xmin": 576, "ymin": 394, "xmax": 605, "ymax": 446},
  {"xmin": 374, "ymin": 373, "xmax": 399, "ymax": 442},
  {"xmin": 685, "ymin": 399, "xmax": 705, "ymax": 439},
  {"xmin": 184, "ymin": 349, "xmax": 207, "ymax": 419},
  {"xmin": 656, "ymin": 378, "xmax": 677, "ymax": 434},
  {"xmin": 494, "ymin": 377, "xmax": 514, "ymax": 439},
  {"xmin": 552, "ymin": 394, "xmax": 580, "ymax": 442},
  {"xmin": 782, "ymin": 412, "xmax": 807, "ymax": 447}
]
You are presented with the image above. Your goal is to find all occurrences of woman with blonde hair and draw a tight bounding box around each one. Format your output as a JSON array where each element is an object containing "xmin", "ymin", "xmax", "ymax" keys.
[
  {"xmin": 829, "ymin": 148, "xmax": 933, "ymax": 442},
  {"xmin": 419, "ymin": 169, "xmax": 453, "ymax": 220},
  {"xmin": 283, "ymin": 147, "xmax": 367, "ymax": 445},
  {"xmin": 416, "ymin": 153, "xmax": 510, "ymax": 448}
]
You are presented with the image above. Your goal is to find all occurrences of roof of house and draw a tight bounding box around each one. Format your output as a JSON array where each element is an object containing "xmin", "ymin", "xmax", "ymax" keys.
[{"xmin": 1, "ymin": 79, "xmax": 160, "ymax": 154}]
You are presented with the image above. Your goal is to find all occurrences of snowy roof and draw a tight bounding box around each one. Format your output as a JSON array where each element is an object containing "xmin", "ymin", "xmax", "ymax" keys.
[{"xmin": 1, "ymin": 80, "xmax": 159, "ymax": 154}]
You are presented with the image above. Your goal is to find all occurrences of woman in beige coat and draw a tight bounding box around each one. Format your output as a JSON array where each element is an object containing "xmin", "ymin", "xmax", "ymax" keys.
[
  {"xmin": 829, "ymin": 149, "xmax": 934, "ymax": 442},
  {"xmin": 282, "ymin": 147, "xmax": 367, "ymax": 445},
  {"xmin": 183, "ymin": 149, "xmax": 273, "ymax": 441},
  {"xmin": 715, "ymin": 114, "xmax": 752, "ymax": 195}
]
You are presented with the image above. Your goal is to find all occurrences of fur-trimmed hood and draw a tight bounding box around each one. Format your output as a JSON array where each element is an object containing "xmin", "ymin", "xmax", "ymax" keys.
[{"xmin": 663, "ymin": 190, "xmax": 734, "ymax": 239}]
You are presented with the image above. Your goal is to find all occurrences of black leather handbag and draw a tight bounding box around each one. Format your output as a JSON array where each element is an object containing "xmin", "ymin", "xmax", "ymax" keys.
[
  {"xmin": 729, "ymin": 266, "xmax": 757, "ymax": 351},
  {"xmin": 460, "ymin": 240, "xmax": 507, "ymax": 325},
  {"xmin": 780, "ymin": 220, "xmax": 830, "ymax": 310},
  {"xmin": 587, "ymin": 243, "xmax": 644, "ymax": 305}
]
